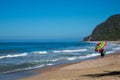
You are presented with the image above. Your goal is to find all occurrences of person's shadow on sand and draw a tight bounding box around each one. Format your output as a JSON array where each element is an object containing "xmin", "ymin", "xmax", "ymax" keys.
[{"xmin": 82, "ymin": 71, "xmax": 120, "ymax": 77}]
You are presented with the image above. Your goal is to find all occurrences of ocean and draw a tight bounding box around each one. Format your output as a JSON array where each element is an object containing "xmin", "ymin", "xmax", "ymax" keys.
[{"xmin": 0, "ymin": 41, "xmax": 120, "ymax": 75}]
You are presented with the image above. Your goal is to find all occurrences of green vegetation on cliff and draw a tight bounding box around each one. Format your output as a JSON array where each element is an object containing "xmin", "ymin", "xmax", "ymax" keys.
[{"xmin": 84, "ymin": 14, "xmax": 120, "ymax": 41}]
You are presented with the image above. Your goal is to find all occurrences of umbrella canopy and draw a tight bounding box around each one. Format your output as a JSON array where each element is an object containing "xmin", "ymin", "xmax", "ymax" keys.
[{"xmin": 95, "ymin": 41, "xmax": 107, "ymax": 51}]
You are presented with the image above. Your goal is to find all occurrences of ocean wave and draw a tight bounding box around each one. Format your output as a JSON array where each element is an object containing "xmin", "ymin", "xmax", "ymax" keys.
[
  {"xmin": 113, "ymin": 47, "xmax": 120, "ymax": 51},
  {"xmin": 40, "ymin": 57, "xmax": 74, "ymax": 62},
  {"xmin": 78, "ymin": 53, "xmax": 99, "ymax": 59},
  {"xmin": 2, "ymin": 65, "xmax": 44, "ymax": 74},
  {"xmin": 106, "ymin": 51, "xmax": 115, "ymax": 54},
  {"xmin": 53, "ymin": 49, "xmax": 87, "ymax": 53},
  {"xmin": 42, "ymin": 53, "xmax": 99, "ymax": 62},
  {"xmin": 2, "ymin": 63, "xmax": 54, "ymax": 74},
  {"xmin": 67, "ymin": 57, "xmax": 77, "ymax": 60},
  {"xmin": 33, "ymin": 51, "xmax": 47, "ymax": 54},
  {"xmin": 61, "ymin": 53, "xmax": 99, "ymax": 61},
  {"xmin": 0, "ymin": 53, "xmax": 27, "ymax": 59}
]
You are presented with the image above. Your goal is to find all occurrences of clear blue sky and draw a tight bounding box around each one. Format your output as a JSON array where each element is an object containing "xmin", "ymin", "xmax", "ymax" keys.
[{"xmin": 0, "ymin": 0, "xmax": 120, "ymax": 42}]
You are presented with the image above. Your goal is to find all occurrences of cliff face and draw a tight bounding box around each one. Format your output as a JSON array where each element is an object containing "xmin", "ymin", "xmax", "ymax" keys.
[{"xmin": 84, "ymin": 14, "xmax": 120, "ymax": 41}]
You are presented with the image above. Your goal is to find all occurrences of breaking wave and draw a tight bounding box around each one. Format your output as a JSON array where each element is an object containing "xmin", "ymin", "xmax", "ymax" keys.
[
  {"xmin": 32, "ymin": 51, "xmax": 48, "ymax": 54},
  {"xmin": 78, "ymin": 53, "xmax": 100, "ymax": 59},
  {"xmin": 0, "ymin": 41, "xmax": 120, "ymax": 74},
  {"xmin": 43, "ymin": 53, "xmax": 100, "ymax": 62},
  {"xmin": 0, "ymin": 53, "xmax": 27, "ymax": 59},
  {"xmin": 53, "ymin": 49, "xmax": 87, "ymax": 53},
  {"xmin": 2, "ymin": 63, "xmax": 54, "ymax": 74}
]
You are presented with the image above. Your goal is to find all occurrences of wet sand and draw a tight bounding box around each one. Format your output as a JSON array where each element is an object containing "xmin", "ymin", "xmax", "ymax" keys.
[{"xmin": 21, "ymin": 51, "xmax": 120, "ymax": 80}]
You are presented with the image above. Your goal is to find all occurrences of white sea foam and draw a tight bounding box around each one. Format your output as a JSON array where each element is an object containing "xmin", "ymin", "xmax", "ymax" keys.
[
  {"xmin": 45, "ymin": 58, "xmax": 73, "ymax": 62},
  {"xmin": 106, "ymin": 51, "xmax": 115, "ymax": 54},
  {"xmin": 33, "ymin": 51, "xmax": 47, "ymax": 54},
  {"xmin": 48, "ymin": 53, "xmax": 99, "ymax": 62},
  {"xmin": 32, "ymin": 65, "xmax": 45, "ymax": 69},
  {"xmin": 63, "ymin": 53, "xmax": 100, "ymax": 60},
  {"xmin": 2, "ymin": 63, "xmax": 54, "ymax": 74},
  {"xmin": 0, "ymin": 53, "xmax": 27, "ymax": 59},
  {"xmin": 46, "ymin": 63, "xmax": 54, "ymax": 66},
  {"xmin": 67, "ymin": 57, "xmax": 77, "ymax": 60},
  {"xmin": 44, "ymin": 53, "xmax": 99, "ymax": 62},
  {"xmin": 32, "ymin": 63, "xmax": 54, "ymax": 69},
  {"xmin": 53, "ymin": 57, "xmax": 77, "ymax": 61},
  {"xmin": 53, "ymin": 50, "xmax": 61, "ymax": 53},
  {"xmin": 53, "ymin": 49, "xmax": 87, "ymax": 53},
  {"xmin": 113, "ymin": 47, "xmax": 120, "ymax": 51},
  {"xmin": 78, "ymin": 53, "xmax": 100, "ymax": 59},
  {"xmin": 2, "ymin": 65, "xmax": 45, "ymax": 74},
  {"xmin": 47, "ymin": 57, "xmax": 79, "ymax": 62}
]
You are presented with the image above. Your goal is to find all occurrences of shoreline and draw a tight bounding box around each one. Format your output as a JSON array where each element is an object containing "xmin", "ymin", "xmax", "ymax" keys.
[
  {"xmin": 19, "ymin": 54, "xmax": 98, "ymax": 79},
  {"xmin": 20, "ymin": 41, "xmax": 120, "ymax": 80},
  {"xmin": 21, "ymin": 52, "xmax": 120, "ymax": 80}
]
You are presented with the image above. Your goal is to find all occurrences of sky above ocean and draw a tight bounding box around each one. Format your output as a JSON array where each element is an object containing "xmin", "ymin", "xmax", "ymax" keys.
[{"xmin": 0, "ymin": 0, "xmax": 120, "ymax": 42}]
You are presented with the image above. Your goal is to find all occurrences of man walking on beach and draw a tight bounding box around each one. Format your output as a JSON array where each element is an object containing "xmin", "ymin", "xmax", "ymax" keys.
[
  {"xmin": 95, "ymin": 41, "xmax": 107, "ymax": 58},
  {"xmin": 98, "ymin": 49, "xmax": 106, "ymax": 58}
]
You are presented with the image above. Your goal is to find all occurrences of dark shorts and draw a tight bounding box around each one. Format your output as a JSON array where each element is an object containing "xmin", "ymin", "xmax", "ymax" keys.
[{"xmin": 101, "ymin": 53, "xmax": 105, "ymax": 57}]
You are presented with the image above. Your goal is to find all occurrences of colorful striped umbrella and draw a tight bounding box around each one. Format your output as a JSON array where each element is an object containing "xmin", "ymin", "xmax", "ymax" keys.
[{"xmin": 95, "ymin": 41, "xmax": 107, "ymax": 51}]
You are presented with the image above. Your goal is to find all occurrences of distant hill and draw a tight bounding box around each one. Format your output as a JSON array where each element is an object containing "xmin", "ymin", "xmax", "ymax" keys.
[{"xmin": 83, "ymin": 14, "xmax": 120, "ymax": 41}]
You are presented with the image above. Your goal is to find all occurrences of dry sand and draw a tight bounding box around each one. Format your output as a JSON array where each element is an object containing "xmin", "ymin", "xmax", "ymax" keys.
[{"xmin": 21, "ymin": 52, "xmax": 120, "ymax": 80}]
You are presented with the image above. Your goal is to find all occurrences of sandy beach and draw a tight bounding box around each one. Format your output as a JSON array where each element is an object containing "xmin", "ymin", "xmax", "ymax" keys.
[{"xmin": 21, "ymin": 51, "xmax": 120, "ymax": 80}]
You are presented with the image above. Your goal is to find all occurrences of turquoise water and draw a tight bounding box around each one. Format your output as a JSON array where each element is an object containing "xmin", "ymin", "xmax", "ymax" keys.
[{"xmin": 0, "ymin": 41, "xmax": 120, "ymax": 74}]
